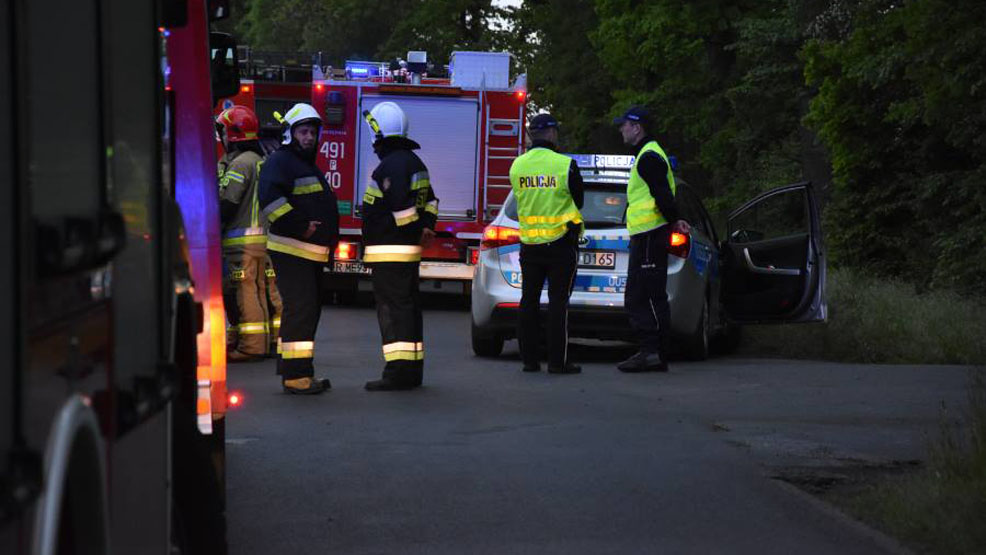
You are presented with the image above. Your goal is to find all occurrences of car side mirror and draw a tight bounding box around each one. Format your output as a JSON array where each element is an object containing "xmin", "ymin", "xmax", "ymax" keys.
[{"xmin": 209, "ymin": 32, "xmax": 239, "ymax": 104}]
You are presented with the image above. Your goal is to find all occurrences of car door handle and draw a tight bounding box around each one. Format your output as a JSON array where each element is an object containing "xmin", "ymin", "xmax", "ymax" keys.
[{"xmin": 743, "ymin": 248, "xmax": 801, "ymax": 276}]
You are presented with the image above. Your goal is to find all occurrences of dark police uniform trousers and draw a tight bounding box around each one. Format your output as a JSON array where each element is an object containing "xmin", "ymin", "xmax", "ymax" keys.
[
  {"xmin": 518, "ymin": 226, "xmax": 579, "ymax": 369},
  {"xmin": 625, "ymin": 225, "xmax": 672, "ymax": 355}
]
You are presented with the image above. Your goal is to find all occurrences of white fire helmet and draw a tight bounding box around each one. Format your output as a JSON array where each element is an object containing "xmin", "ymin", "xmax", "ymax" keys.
[
  {"xmin": 275, "ymin": 103, "xmax": 322, "ymax": 145},
  {"xmin": 364, "ymin": 101, "xmax": 408, "ymax": 141}
]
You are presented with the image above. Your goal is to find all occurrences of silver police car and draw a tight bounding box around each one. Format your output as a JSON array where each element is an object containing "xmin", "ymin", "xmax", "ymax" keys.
[{"xmin": 470, "ymin": 154, "xmax": 827, "ymax": 360}]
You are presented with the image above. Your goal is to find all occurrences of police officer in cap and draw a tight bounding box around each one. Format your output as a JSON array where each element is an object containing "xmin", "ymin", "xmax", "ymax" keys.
[
  {"xmin": 258, "ymin": 103, "xmax": 339, "ymax": 394},
  {"xmin": 509, "ymin": 113, "xmax": 585, "ymax": 374},
  {"xmin": 613, "ymin": 106, "xmax": 690, "ymax": 372}
]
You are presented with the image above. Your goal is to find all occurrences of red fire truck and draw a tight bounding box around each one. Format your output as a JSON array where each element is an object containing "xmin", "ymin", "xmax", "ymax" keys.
[
  {"xmin": 309, "ymin": 51, "xmax": 529, "ymax": 296},
  {"xmin": 2, "ymin": 0, "xmax": 236, "ymax": 552},
  {"xmin": 215, "ymin": 49, "xmax": 319, "ymax": 156}
]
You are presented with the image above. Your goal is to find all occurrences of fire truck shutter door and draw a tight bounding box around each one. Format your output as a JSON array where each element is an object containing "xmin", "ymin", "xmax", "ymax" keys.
[{"xmin": 357, "ymin": 96, "xmax": 479, "ymax": 220}]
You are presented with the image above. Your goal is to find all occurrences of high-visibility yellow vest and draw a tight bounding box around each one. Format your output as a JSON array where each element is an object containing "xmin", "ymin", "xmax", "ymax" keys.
[
  {"xmin": 627, "ymin": 141, "xmax": 676, "ymax": 236},
  {"xmin": 509, "ymin": 148, "xmax": 583, "ymax": 244}
]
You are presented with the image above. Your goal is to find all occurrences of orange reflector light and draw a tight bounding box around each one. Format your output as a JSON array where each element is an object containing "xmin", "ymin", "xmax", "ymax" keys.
[
  {"xmin": 228, "ymin": 392, "xmax": 243, "ymax": 407},
  {"xmin": 334, "ymin": 241, "xmax": 356, "ymax": 261},
  {"xmin": 670, "ymin": 232, "xmax": 687, "ymax": 247},
  {"xmin": 241, "ymin": 85, "xmax": 252, "ymax": 93}
]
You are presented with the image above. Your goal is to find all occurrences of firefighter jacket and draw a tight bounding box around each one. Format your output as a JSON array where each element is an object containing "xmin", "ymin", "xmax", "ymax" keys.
[
  {"xmin": 627, "ymin": 140, "xmax": 677, "ymax": 236},
  {"xmin": 509, "ymin": 146, "xmax": 584, "ymax": 245},
  {"xmin": 258, "ymin": 146, "xmax": 340, "ymax": 262},
  {"xmin": 361, "ymin": 139, "xmax": 439, "ymax": 263},
  {"xmin": 218, "ymin": 150, "xmax": 266, "ymax": 255}
]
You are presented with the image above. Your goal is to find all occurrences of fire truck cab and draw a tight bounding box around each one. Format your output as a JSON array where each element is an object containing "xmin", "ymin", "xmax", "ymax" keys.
[
  {"xmin": 309, "ymin": 51, "xmax": 528, "ymax": 297},
  {"xmin": 2, "ymin": 0, "xmax": 235, "ymax": 552}
]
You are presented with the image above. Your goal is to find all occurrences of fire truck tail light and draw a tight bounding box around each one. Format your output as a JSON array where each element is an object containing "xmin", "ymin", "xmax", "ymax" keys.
[
  {"xmin": 335, "ymin": 241, "xmax": 357, "ymax": 261},
  {"xmin": 481, "ymin": 225, "xmax": 520, "ymax": 250},
  {"xmin": 240, "ymin": 85, "xmax": 251, "ymax": 93},
  {"xmin": 515, "ymin": 89, "xmax": 527, "ymax": 102},
  {"xmin": 315, "ymin": 83, "xmax": 325, "ymax": 92},
  {"xmin": 668, "ymin": 232, "xmax": 691, "ymax": 258},
  {"xmin": 468, "ymin": 247, "xmax": 480, "ymax": 265}
]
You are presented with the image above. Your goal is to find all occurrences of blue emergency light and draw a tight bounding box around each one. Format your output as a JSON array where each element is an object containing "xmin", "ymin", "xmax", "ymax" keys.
[{"xmin": 345, "ymin": 61, "xmax": 382, "ymax": 79}]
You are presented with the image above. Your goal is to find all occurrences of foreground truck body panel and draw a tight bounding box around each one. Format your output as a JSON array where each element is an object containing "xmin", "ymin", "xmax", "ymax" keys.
[{"xmin": 1, "ymin": 0, "xmax": 231, "ymax": 552}]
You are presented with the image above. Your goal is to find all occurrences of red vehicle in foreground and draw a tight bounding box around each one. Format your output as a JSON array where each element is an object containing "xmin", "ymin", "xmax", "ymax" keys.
[{"xmin": 2, "ymin": 0, "xmax": 238, "ymax": 552}]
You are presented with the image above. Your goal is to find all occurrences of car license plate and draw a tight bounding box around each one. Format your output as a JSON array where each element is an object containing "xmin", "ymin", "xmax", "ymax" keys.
[
  {"xmin": 578, "ymin": 250, "xmax": 616, "ymax": 269},
  {"xmin": 333, "ymin": 261, "xmax": 372, "ymax": 274}
]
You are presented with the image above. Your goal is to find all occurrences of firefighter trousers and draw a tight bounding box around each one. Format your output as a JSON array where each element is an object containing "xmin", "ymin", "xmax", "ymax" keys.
[
  {"xmin": 264, "ymin": 257, "xmax": 284, "ymax": 353},
  {"xmin": 518, "ymin": 230, "xmax": 579, "ymax": 369},
  {"xmin": 268, "ymin": 251, "xmax": 323, "ymax": 380},
  {"xmin": 223, "ymin": 250, "xmax": 277, "ymax": 356},
  {"xmin": 625, "ymin": 225, "xmax": 672, "ymax": 356},
  {"xmin": 370, "ymin": 261, "xmax": 424, "ymax": 386}
]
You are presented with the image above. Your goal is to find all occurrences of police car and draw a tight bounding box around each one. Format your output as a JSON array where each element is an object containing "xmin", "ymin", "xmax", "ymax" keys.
[{"xmin": 470, "ymin": 154, "xmax": 827, "ymax": 360}]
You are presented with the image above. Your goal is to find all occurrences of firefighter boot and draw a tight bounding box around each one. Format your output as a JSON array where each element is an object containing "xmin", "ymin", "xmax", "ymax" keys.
[
  {"xmin": 229, "ymin": 349, "xmax": 265, "ymax": 363},
  {"xmin": 617, "ymin": 351, "xmax": 668, "ymax": 373},
  {"xmin": 548, "ymin": 363, "xmax": 582, "ymax": 374},
  {"xmin": 364, "ymin": 378, "xmax": 417, "ymax": 391},
  {"xmin": 282, "ymin": 377, "xmax": 332, "ymax": 395}
]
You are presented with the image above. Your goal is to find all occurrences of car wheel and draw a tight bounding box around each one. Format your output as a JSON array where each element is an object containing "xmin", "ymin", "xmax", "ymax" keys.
[
  {"xmin": 471, "ymin": 320, "xmax": 504, "ymax": 357},
  {"xmin": 684, "ymin": 297, "xmax": 710, "ymax": 361}
]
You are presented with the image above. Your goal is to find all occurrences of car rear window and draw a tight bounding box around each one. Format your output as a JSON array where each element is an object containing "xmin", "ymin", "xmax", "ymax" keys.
[{"xmin": 504, "ymin": 184, "xmax": 627, "ymax": 229}]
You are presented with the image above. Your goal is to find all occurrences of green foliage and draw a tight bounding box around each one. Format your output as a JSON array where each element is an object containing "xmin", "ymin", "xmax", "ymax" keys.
[
  {"xmin": 803, "ymin": 0, "xmax": 986, "ymax": 292},
  {"xmin": 230, "ymin": 0, "xmax": 986, "ymax": 293},
  {"xmin": 740, "ymin": 267, "xmax": 986, "ymax": 364}
]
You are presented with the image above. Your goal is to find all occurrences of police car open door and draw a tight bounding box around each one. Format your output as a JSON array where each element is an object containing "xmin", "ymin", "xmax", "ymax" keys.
[{"xmin": 720, "ymin": 182, "xmax": 827, "ymax": 323}]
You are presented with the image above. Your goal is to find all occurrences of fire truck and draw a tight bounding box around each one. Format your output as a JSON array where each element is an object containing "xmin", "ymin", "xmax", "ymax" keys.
[
  {"xmin": 309, "ymin": 51, "xmax": 529, "ymax": 296},
  {"xmin": 2, "ymin": 0, "xmax": 236, "ymax": 552},
  {"xmin": 214, "ymin": 48, "xmax": 319, "ymax": 156}
]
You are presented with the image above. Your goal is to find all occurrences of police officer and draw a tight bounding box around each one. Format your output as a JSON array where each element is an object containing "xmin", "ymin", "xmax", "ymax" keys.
[
  {"xmin": 216, "ymin": 105, "xmax": 283, "ymax": 362},
  {"xmin": 613, "ymin": 106, "xmax": 691, "ymax": 372},
  {"xmin": 258, "ymin": 103, "xmax": 339, "ymax": 394},
  {"xmin": 509, "ymin": 113, "xmax": 585, "ymax": 374},
  {"xmin": 361, "ymin": 102, "xmax": 439, "ymax": 391}
]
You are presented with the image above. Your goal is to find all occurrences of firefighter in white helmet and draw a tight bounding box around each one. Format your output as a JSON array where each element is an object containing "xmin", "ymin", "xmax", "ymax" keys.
[
  {"xmin": 361, "ymin": 101, "xmax": 439, "ymax": 391},
  {"xmin": 257, "ymin": 103, "xmax": 339, "ymax": 394}
]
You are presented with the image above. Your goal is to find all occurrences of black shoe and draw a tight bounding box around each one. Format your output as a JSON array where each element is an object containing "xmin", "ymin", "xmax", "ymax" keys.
[
  {"xmin": 365, "ymin": 378, "xmax": 417, "ymax": 391},
  {"xmin": 617, "ymin": 352, "xmax": 668, "ymax": 373},
  {"xmin": 547, "ymin": 363, "xmax": 582, "ymax": 374},
  {"xmin": 522, "ymin": 363, "xmax": 541, "ymax": 373},
  {"xmin": 282, "ymin": 377, "xmax": 331, "ymax": 395}
]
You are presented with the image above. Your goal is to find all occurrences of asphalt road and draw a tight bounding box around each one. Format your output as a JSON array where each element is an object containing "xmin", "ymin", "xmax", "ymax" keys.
[{"xmin": 225, "ymin": 299, "xmax": 972, "ymax": 554}]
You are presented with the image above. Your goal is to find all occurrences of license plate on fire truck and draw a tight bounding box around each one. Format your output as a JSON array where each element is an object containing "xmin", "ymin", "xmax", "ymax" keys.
[
  {"xmin": 334, "ymin": 261, "xmax": 372, "ymax": 274},
  {"xmin": 578, "ymin": 250, "xmax": 616, "ymax": 269}
]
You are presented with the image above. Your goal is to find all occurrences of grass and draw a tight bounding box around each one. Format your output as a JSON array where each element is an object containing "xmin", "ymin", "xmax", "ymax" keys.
[
  {"xmin": 737, "ymin": 267, "xmax": 986, "ymax": 364},
  {"xmin": 834, "ymin": 370, "xmax": 986, "ymax": 554}
]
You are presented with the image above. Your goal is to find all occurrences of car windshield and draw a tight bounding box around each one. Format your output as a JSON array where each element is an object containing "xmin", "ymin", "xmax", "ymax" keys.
[{"xmin": 505, "ymin": 184, "xmax": 627, "ymax": 229}]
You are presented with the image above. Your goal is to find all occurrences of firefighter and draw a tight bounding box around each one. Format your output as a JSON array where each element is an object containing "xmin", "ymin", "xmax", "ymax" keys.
[
  {"xmin": 258, "ymin": 103, "xmax": 339, "ymax": 394},
  {"xmin": 509, "ymin": 113, "xmax": 585, "ymax": 374},
  {"xmin": 613, "ymin": 106, "xmax": 691, "ymax": 373},
  {"xmin": 216, "ymin": 105, "xmax": 283, "ymax": 362},
  {"xmin": 361, "ymin": 102, "xmax": 439, "ymax": 391}
]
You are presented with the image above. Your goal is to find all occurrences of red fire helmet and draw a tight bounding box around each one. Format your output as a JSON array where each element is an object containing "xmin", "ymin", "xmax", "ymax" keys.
[{"xmin": 216, "ymin": 105, "xmax": 259, "ymax": 142}]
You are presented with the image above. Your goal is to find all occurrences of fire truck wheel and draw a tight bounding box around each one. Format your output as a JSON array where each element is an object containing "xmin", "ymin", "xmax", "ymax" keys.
[{"xmin": 471, "ymin": 321, "xmax": 504, "ymax": 357}]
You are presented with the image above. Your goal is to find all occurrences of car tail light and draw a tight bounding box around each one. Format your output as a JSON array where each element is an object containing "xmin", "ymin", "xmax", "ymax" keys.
[
  {"xmin": 668, "ymin": 231, "xmax": 690, "ymax": 258},
  {"xmin": 481, "ymin": 225, "xmax": 520, "ymax": 250},
  {"xmin": 335, "ymin": 241, "xmax": 357, "ymax": 261}
]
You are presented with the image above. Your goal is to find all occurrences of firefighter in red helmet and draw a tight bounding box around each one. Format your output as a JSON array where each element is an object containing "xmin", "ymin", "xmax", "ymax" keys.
[{"xmin": 216, "ymin": 105, "xmax": 283, "ymax": 362}]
